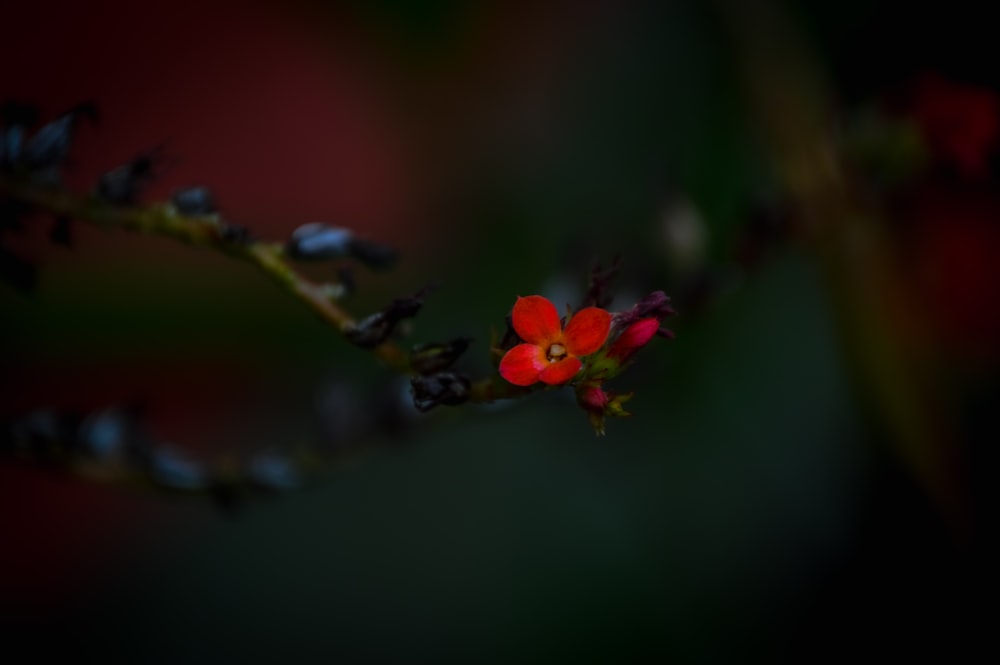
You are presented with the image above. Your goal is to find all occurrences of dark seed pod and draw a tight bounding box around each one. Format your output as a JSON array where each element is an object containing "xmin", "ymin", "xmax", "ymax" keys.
[
  {"xmin": 95, "ymin": 150, "xmax": 159, "ymax": 205},
  {"xmin": 148, "ymin": 446, "xmax": 208, "ymax": 490},
  {"xmin": 248, "ymin": 452, "xmax": 301, "ymax": 491},
  {"xmin": 0, "ymin": 102, "xmax": 37, "ymax": 169},
  {"xmin": 171, "ymin": 186, "xmax": 216, "ymax": 215},
  {"xmin": 22, "ymin": 103, "xmax": 95, "ymax": 170},
  {"xmin": 287, "ymin": 222, "xmax": 354, "ymax": 260},
  {"xmin": 7, "ymin": 408, "xmax": 80, "ymax": 459},
  {"xmin": 344, "ymin": 287, "xmax": 430, "ymax": 349},
  {"xmin": 0, "ymin": 126, "xmax": 22, "ymax": 168},
  {"xmin": 410, "ymin": 337, "xmax": 472, "ymax": 375},
  {"xmin": 8, "ymin": 409, "xmax": 60, "ymax": 453},
  {"xmin": 23, "ymin": 115, "xmax": 72, "ymax": 168},
  {"xmin": 286, "ymin": 222, "xmax": 398, "ymax": 270},
  {"xmin": 78, "ymin": 407, "xmax": 131, "ymax": 461},
  {"xmin": 410, "ymin": 372, "xmax": 471, "ymax": 412}
]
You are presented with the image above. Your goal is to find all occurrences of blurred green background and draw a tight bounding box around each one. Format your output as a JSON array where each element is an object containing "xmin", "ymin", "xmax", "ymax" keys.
[{"xmin": 2, "ymin": 0, "xmax": 995, "ymax": 662}]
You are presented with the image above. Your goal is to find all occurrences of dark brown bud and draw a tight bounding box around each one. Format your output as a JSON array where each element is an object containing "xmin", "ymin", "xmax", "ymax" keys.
[
  {"xmin": 286, "ymin": 223, "xmax": 397, "ymax": 270},
  {"xmin": 410, "ymin": 371, "xmax": 471, "ymax": 412},
  {"xmin": 344, "ymin": 287, "xmax": 431, "ymax": 349},
  {"xmin": 172, "ymin": 187, "xmax": 216, "ymax": 215},
  {"xmin": 23, "ymin": 102, "xmax": 96, "ymax": 169},
  {"xmin": 287, "ymin": 223, "xmax": 353, "ymax": 260},
  {"xmin": 410, "ymin": 337, "xmax": 472, "ymax": 375},
  {"xmin": 95, "ymin": 148, "xmax": 160, "ymax": 205}
]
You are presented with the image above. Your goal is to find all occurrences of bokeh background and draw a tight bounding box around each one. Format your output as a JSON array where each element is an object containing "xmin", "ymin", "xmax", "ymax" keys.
[{"xmin": 2, "ymin": 0, "xmax": 996, "ymax": 661}]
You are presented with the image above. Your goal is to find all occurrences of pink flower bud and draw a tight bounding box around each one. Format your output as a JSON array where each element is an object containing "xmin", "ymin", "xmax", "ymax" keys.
[
  {"xmin": 608, "ymin": 317, "xmax": 659, "ymax": 362},
  {"xmin": 578, "ymin": 384, "xmax": 609, "ymax": 412}
]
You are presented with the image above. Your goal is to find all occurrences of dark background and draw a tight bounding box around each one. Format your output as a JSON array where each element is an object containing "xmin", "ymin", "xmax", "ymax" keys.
[{"xmin": 2, "ymin": 1, "xmax": 996, "ymax": 662}]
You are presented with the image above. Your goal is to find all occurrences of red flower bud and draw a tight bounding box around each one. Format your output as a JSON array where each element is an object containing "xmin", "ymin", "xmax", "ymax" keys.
[
  {"xmin": 607, "ymin": 317, "xmax": 659, "ymax": 362},
  {"xmin": 576, "ymin": 383, "xmax": 610, "ymax": 436},
  {"xmin": 578, "ymin": 384, "xmax": 609, "ymax": 412}
]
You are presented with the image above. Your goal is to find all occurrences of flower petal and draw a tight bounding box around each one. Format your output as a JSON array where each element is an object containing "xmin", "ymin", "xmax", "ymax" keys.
[
  {"xmin": 499, "ymin": 343, "xmax": 547, "ymax": 386},
  {"xmin": 512, "ymin": 295, "xmax": 562, "ymax": 345},
  {"xmin": 539, "ymin": 356, "xmax": 582, "ymax": 385},
  {"xmin": 563, "ymin": 307, "xmax": 612, "ymax": 356}
]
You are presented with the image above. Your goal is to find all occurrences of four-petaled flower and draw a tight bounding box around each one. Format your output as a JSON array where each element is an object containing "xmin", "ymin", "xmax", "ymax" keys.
[{"xmin": 499, "ymin": 295, "xmax": 611, "ymax": 386}]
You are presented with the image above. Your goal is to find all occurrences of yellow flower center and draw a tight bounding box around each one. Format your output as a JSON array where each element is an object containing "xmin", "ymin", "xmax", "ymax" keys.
[{"xmin": 547, "ymin": 343, "xmax": 567, "ymax": 362}]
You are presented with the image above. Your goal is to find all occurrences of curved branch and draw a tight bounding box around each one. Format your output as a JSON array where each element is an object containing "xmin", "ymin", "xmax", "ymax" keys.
[{"xmin": 1, "ymin": 176, "xmax": 412, "ymax": 373}]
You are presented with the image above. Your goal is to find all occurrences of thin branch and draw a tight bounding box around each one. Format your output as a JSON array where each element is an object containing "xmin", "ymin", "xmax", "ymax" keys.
[{"xmin": 0, "ymin": 176, "xmax": 413, "ymax": 373}]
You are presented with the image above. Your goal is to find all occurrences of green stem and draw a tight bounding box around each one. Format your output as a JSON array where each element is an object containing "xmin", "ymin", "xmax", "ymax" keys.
[{"xmin": 1, "ymin": 176, "xmax": 511, "ymax": 398}]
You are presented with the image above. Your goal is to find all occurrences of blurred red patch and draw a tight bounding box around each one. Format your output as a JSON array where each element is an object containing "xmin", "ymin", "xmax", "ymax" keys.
[
  {"xmin": 904, "ymin": 183, "xmax": 1000, "ymax": 364},
  {"xmin": 908, "ymin": 73, "xmax": 1000, "ymax": 178}
]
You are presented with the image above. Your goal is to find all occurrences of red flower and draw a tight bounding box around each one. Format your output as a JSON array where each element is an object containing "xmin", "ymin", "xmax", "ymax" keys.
[{"xmin": 499, "ymin": 295, "xmax": 611, "ymax": 386}]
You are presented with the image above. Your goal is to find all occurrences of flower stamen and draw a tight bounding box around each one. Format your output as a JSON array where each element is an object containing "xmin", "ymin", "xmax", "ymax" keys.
[{"xmin": 547, "ymin": 343, "xmax": 566, "ymax": 362}]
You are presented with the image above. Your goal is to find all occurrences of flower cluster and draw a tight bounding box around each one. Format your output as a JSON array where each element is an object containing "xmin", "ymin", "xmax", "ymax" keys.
[{"xmin": 496, "ymin": 291, "xmax": 674, "ymax": 434}]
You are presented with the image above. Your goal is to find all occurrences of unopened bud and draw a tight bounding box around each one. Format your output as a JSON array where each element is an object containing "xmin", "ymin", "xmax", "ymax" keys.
[
  {"xmin": 248, "ymin": 452, "xmax": 301, "ymax": 491},
  {"xmin": 575, "ymin": 384, "xmax": 634, "ymax": 435},
  {"xmin": 345, "ymin": 287, "xmax": 430, "ymax": 349},
  {"xmin": 410, "ymin": 337, "xmax": 472, "ymax": 375},
  {"xmin": 576, "ymin": 384, "xmax": 610, "ymax": 435},
  {"xmin": 148, "ymin": 445, "xmax": 208, "ymax": 490},
  {"xmin": 287, "ymin": 223, "xmax": 398, "ymax": 270},
  {"xmin": 95, "ymin": 149, "xmax": 159, "ymax": 205},
  {"xmin": 581, "ymin": 385, "xmax": 609, "ymax": 409},
  {"xmin": 287, "ymin": 222, "xmax": 354, "ymax": 260},
  {"xmin": 78, "ymin": 407, "xmax": 131, "ymax": 461},
  {"xmin": 0, "ymin": 102, "xmax": 38, "ymax": 169},
  {"xmin": 0, "ymin": 126, "xmax": 24, "ymax": 168},
  {"xmin": 171, "ymin": 187, "xmax": 216, "ymax": 215},
  {"xmin": 608, "ymin": 317, "xmax": 660, "ymax": 362},
  {"xmin": 23, "ymin": 102, "xmax": 96, "ymax": 169},
  {"xmin": 410, "ymin": 372, "xmax": 471, "ymax": 412}
]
